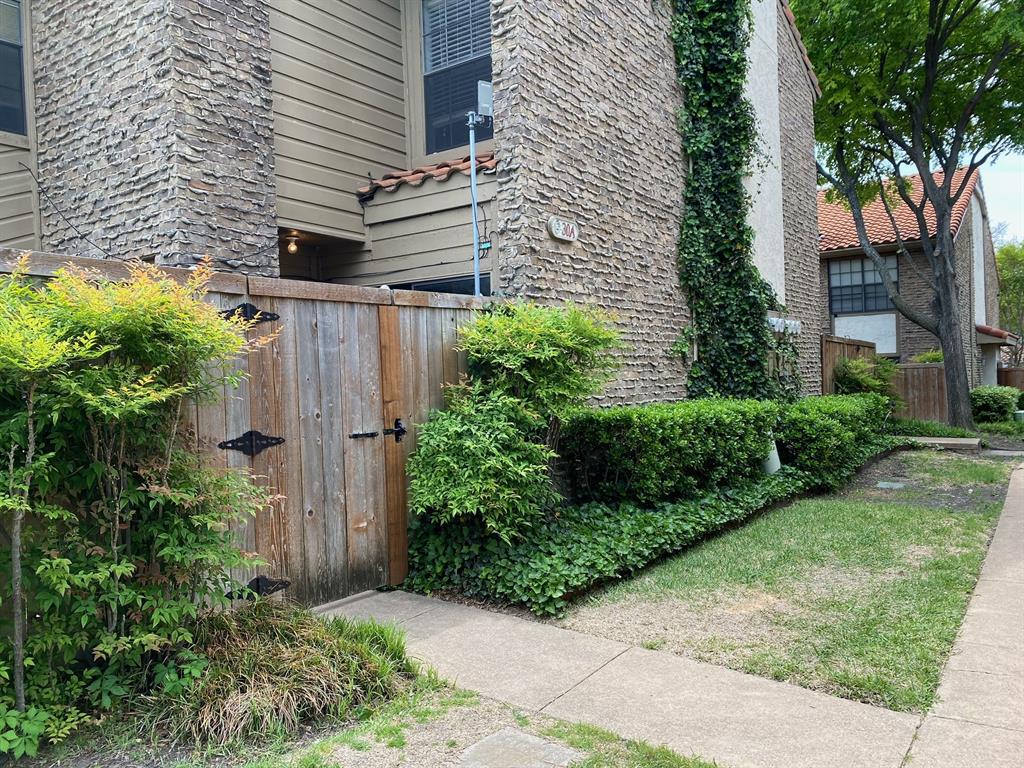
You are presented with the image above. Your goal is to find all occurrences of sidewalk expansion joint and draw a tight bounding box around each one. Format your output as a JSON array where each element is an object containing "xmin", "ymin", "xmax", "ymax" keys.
[{"xmin": 537, "ymin": 646, "xmax": 631, "ymax": 714}]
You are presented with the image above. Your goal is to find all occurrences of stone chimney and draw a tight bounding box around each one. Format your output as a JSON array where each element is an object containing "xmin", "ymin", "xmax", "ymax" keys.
[{"xmin": 31, "ymin": 0, "xmax": 279, "ymax": 275}]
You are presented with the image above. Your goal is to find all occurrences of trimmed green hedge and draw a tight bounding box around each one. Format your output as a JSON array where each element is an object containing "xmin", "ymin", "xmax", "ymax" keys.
[
  {"xmin": 776, "ymin": 394, "xmax": 891, "ymax": 490},
  {"xmin": 970, "ymin": 386, "xmax": 1020, "ymax": 423},
  {"xmin": 406, "ymin": 393, "xmax": 900, "ymax": 616},
  {"xmin": 561, "ymin": 399, "xmax": 779, "ymax": 505}
]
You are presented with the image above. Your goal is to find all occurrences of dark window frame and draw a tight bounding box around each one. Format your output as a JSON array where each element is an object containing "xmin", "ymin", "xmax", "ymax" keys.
[
  {"xmin": 0, "ymin": 0, "xmax": 26, "ymax": 136},
  {"xmin": 828, "ymin": 255, "xmax": 899, "ymax": 315},
  {"xmin": 421, "ymin": 0, "xmax": 492, "ymax": 156},
  {"xmin": 389, "ymin": 274, "xmax": 491, "ymax": 297}
]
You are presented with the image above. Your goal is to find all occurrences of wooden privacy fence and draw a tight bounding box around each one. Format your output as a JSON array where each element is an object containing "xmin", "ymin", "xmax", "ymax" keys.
[
  {"xmin": 0, "ymin": 250, "xmax": 482, "ymax": 606},
  {"xmin": 821, "ymin": 334, "xmax": 877, "ymax": 394},
  {"xmin": 893, "ymin": 364, "xmax": 947, "ymax": 422},
  {"xmin": 998, "ymin": 368, "xmax": 1024, "ymax": 391}
]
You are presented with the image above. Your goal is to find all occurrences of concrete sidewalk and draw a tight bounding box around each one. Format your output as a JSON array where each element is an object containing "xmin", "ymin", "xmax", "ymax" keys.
[
  {"xmin": 322, "ymin": 462, "xmax": 1024, "ymax": 768},
  {"xmin": 906, "ymin": 462, "xmax": 1024, "ymax": 767},
  {"xmin": 324, "ymin": 590, "xmax": 918, "ymax": 767}
]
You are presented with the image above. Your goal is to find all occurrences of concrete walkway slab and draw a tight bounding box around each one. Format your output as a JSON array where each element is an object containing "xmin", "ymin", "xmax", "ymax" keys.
[
  {"xmin": 901, "ymin": 436, "xmax": 981, "ymax": 451},
  {"xmin": 542, "ymin": 646, "xmax": 918, "ymax": 768},
  {"xmin": 907, "ymin": 717, "xmax": 1024, "ymax": 768},
  {"xmin": 458, "ymin": 727, "xmax": 580, "ymax": 768}
]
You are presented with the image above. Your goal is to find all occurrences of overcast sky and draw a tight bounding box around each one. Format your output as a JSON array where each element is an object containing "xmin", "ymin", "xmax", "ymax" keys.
[{"xmin": 980, "ymin": 152, "xmax": 1024, "ymax": 244}]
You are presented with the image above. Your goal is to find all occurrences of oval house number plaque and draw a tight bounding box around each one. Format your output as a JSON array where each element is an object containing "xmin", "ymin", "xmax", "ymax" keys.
[{"xmin": 547, "ymin": 216, "xmax": 579, "ymax": 243}]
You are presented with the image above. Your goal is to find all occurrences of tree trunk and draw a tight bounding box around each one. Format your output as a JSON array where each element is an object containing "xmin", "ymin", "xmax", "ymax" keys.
[{"xmin": 932, "ymin": 251, "xmax": 975, "ymax": 429}]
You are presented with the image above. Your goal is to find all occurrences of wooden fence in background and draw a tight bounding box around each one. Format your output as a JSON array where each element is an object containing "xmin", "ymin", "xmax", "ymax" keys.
[
  {"xmin": 998, "ymin": 368, "xmax": 1024, "ymax": 391},
  {"xmin": 893, "ymin": 364, "xmax": 947, "ymax": 422},
  {"xmin": 820, "ymin": 334, "xmax": 877, "ymax": 394},
  {"xmin": 0, "ymin": 250, "xmax": 482, "ymax": 606}
]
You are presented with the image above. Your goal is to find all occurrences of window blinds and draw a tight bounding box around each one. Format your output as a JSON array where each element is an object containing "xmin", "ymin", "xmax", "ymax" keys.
[{"xmin": 423, "ymin": 0, "xmax": 491, "ymax": 73}]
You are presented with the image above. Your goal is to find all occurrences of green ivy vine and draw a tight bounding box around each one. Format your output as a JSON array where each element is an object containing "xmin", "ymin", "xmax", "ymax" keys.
[{"xmin": 671, "ymin": 0, "xmax": 784, "ymax": 400}]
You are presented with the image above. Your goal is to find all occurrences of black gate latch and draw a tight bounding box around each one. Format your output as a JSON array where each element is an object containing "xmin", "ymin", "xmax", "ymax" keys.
[
  {"xmin": 219, "ymin": 430, "xmax": 285, "ymax": 457},
  {"xmin": 220, "ymin": 302, "xmax": 280, "ymax": 324},
  {"xmin": 383, "ymin": 419, "xmax": 407, "ymax": 443}
]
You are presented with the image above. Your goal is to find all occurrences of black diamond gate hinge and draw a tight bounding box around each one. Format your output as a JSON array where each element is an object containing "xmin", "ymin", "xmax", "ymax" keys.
[
  {"xmin": 220, "ymin": 302, "xmax": 280, "ymax": 324},
  {"xmin": 219, "ymin": 430, "xmax": 285, "ymax": 457}
]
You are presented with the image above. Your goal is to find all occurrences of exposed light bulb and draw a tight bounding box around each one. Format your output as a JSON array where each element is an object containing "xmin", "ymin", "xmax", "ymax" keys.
[{"xmin": 286, "ymin": 237, "xmax": 299, "ymax": 255}]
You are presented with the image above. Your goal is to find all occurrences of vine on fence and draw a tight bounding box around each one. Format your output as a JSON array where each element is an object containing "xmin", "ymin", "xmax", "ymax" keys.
[{"xmin": 671, "ymin": 0, "xmax": 789, "ymax": 400}]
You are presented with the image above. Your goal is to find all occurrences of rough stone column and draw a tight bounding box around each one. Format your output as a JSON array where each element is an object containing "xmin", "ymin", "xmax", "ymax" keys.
[
  {"xmin": 490, "ymin": 0, "xmax": 689, "ymax": 405},
  {"xmin": 31, "ymin": 0, "xmax": 279, "ymax": 275}
]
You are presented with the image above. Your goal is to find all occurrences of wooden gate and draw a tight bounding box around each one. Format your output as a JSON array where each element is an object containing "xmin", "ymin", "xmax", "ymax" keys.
[
  {"xmin": 0, "ymin": 250, "xmax": 481, "ymax": 607},
  {"xmin": 821, "ymin": 334, "xmax": 877, "ymax": 394},
  {"xmin": 998, "ymin": 368, "xmax": 1024, "ymax": 391},
  {"xmin": 195, "ymin": 280, "xmax": 480, "ymax": 605},
  {"xmin": 893, "ymin": 364, "xmax": 947, "ymax": 423}
]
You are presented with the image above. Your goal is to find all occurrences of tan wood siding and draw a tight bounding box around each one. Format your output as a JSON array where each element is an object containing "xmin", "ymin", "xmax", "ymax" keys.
[
  {"xmin": 269, "ymin": 0, "xmax": 407, "ymax": 242},
  {"xmin": 326, "ymin": 175, "xmax": 495, "ymax": 286},
  {"xmin": 0, "ymin": 1, "xmax": 39, "ymax": 249}
]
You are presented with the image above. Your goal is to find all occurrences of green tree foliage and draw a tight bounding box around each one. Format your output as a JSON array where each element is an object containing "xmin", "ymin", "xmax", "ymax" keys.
[
  {"xmin": 790, "ymin": 0, "xmax": 1024, "ymax": 427},
  {"xmin": 0, "ymin": 260, "xmax": 268, "ymax": 755},
  {"xmin": 996, "ymin": 240, "xmax": 1024, "ymax": 366},
  {"xmin": 671, "ymin": 0, "xmax": 782, "ymax": 400}
]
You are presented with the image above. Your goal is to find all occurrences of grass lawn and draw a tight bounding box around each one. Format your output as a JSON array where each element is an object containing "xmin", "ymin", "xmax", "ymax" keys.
[{"xmin": 557, "ymin": 450, "xmax": 1014, "ymax": 713}]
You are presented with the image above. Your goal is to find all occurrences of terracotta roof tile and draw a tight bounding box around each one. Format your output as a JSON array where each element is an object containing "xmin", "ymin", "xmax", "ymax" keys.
[
  {"xmin": 779, "ymin": 0, "xmax": 821, "ymax": 98},
  {"xmin": 357, "ymin": 152, "xmax": 498, "ymax": 202},
  {"xmin": 976, "ymin": 324, "xmax": 1020, "ymax": 343},
  {"xmin": 818, "ymin": 168, "xmax": 980, "ymax": 253}
]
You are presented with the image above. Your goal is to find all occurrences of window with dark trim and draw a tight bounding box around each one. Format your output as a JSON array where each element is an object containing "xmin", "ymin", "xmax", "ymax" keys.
[
  {"xmin": 828, "ymin": 255, "xmax": 898, "ymax": 314},
  {"xmin": 422, "ymin": 0, "xmax": 492, "ymax": 155},
  {"xmin": 0, "ymin": 0, "xmax": 25, "ymax": 136}
]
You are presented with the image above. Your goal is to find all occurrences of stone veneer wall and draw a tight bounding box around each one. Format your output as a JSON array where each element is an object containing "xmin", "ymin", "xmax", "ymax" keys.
[
  {"xmin": 776, "ymin": 7, "xmax": 822, "ymax": 394},
  {"xmin": 490, "ymin": 0, "xmax": 689, "ymax": 404},
  {"xmin": 31, "ymin": 0, "xmax": 279, "ymax": 275}
]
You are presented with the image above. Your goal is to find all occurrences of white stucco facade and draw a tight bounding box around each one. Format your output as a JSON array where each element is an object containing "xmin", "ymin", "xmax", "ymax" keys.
[{"xmin": 745, "ymin": 0, "xmax": 787, "ymax": 303}]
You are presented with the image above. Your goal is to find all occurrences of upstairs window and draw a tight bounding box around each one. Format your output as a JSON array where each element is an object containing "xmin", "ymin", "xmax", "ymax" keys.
[
  {"xmin": 0, "ymin": 0, "xmax": 25, "ymax": 136},
  {"xmin": 828, "ymin": 255, "xmax": 898, "ymax": 314},
  {"xmin": 422, "ymin": 0, "xmax": 492, "ymax": 155}
]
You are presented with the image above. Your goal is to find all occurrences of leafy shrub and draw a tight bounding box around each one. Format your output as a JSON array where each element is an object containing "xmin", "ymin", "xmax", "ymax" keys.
[
  {"xmin": 408, "ymin": 387, "xmax": 559, "ymax": 542},
  {"xmin": 0, "ymin": 261, "xmax": 268, "ymax": 754},
  {"xmin": 407, "ymin": 303, "xmax": 619, "ymax": 542},
  {"xmin": 147, "ymin": 601, "xmax": 414, "ymax": 746},
  {"xmin": 833, "ymin": 355, "xmax": 900, "ymax": 402},
  {"xmin": 910, "ymin": 349, "xmax": 944, "ymax": 363},
  {"xmin": 561, "ymin": 399, "xmax": 779, "ymax": 505},
  {"xmin": 977, "ymin": 420, "xmax": 1024, "ymax": 438},
  {"xmin": 459, "ymin": 302, "xmax": 621, "ymax": 427},
  {"xmin": 970, "ymin": 386, "xmax": 1020, "ymax": 423},
  {"xmin": 1019, "ymin": 389, "xmax": 1024, "ymax": 411},
  {"xmin": 777, "ymin": 394, "xmax": 891, "ymax": 489},
  {"xmin": 886, "ymin": 418, "xmax": 975, "ymax": 438},
  {"xmin": 408, "ymin": 471, "xmax": 810, "ymax": 617}
]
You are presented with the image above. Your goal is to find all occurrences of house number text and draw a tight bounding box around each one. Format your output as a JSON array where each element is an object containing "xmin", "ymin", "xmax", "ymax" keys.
[{"xmin": 547, "ymin": 216, "xmax": 579, "ymax": 243}]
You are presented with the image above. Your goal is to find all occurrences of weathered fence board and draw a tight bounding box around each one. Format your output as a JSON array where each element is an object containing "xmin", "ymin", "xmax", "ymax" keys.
[
  {"xmin": 894, "ymin": 364, "xmax": 947, "ymax": 423},
  {"xmin": 0, "ymin": 250, "xmax": 483, "ymax": 606},
  {"xmin": 821, "ymin": 334, "xmax": 877, "ymax": 394},
  {"xmin": 998, "ymin": 368, "xmax": 1024, "ymax": 391}
]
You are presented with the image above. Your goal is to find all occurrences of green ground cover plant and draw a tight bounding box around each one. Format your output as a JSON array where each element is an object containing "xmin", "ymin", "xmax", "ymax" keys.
[
  {"xmin": 970, "ymin": 386, "xmax": 1020, "ymax": 423},
  {"xmin": 977, "ymin": 420, "xmax": 1024, "ymax": 438},
  {"xmin": 558, "ymin": 451, "xmax": 1009, "ymax": 712},
  {"xmin": 886, "ymin": 418, "xmax": 976, "ymax": 438}
]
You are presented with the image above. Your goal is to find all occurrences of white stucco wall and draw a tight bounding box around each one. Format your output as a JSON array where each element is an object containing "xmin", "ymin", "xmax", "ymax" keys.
[
  {"xmin": 744, "ymin": 0, "xmax": 787, "ymax": 303},
  {"xmin": 834, "ymin": 313, "xmax": 898, "ymax": 355},
  {"xmin": 971, "ymin": 196, "xmax": 986, "ymax": 326}
]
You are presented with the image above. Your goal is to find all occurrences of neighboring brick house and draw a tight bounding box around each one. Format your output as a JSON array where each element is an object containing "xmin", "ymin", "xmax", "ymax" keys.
[
  {"xmin": 818, "ymin": 168, "xmax": 1017, "ymax": 387},
  {"xmin": 0, "ymin": 0, "xmax": 824, "ymax": 402}
]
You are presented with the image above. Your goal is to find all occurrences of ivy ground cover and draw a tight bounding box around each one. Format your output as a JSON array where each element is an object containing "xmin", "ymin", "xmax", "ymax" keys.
[{"xmin": 555, "ymin": 450, "xmax": 1012, "ymax": 712}]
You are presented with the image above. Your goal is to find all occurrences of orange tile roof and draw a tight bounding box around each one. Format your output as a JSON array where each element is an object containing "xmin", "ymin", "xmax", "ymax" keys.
[
  {"xmin": 357, "ymin": 151, "xmax": 497, "ymax": 202},
  {"xmin": 976, "ymin": 324, "xmax": 1020, "ymax": 343},
  {"xmin": 818, "ymin": 168, "xmax": 980, "ymax": 253}
]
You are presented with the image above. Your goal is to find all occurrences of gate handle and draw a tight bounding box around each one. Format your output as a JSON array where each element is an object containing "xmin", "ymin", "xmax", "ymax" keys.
[{"xmin": 383, "ymin": 419, "xmax": 407, "ymax": 443}]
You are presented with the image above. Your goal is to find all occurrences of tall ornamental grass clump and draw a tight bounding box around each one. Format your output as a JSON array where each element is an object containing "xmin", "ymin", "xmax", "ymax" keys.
[{"xmin": 0, "ymin": 260, "xmax": 270, "ymax": 756}]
